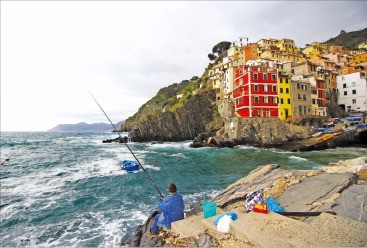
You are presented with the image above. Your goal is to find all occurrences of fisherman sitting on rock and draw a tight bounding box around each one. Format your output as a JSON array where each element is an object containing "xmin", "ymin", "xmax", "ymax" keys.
[{"xmin": 147, "ymin": 183, "xmax": 185, "ymax": 238}]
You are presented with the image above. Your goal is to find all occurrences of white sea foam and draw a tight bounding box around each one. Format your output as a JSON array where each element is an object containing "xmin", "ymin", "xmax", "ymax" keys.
[
  {"xmin": 237, "ymin": 145, "xmax": 258, "ymax": 150},
  {"xmin": 170, "ymin": 153, "xmax": 186, "ymax": 158},
  {"xmin": 184, "ymin": 189, "xmax": 221, "ymax": 205},
  {"xmin": 289, "ymin": 155, "xmax": 308, "ymax": 161},
  {"xmin": 149, "ymin": 141, "xmax": 192, "ymax": 150}
]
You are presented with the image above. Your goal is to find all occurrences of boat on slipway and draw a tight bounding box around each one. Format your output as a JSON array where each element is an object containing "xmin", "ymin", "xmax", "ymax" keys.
[{"xmin": 121, "ymin": 160, "xmax": 140, "ymax": 171}]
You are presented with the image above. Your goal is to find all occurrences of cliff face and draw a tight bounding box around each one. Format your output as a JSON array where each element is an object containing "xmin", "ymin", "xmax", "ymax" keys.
[
  {"xmin": 121, "ymin": 90, "xmax": 223, "ymax": 142},
  {"xmin": 212, "ymin": 117, "xmax": 311, "ymax": 147}
]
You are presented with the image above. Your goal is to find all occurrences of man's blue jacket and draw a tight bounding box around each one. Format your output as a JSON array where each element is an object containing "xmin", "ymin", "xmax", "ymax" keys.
[{"xmin": 157, "ymin": 193, "xmax": 184, "ymax": 228}]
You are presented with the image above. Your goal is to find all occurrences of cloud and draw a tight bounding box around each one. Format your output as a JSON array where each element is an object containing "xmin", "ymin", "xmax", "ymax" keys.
[{"xmin": 1, "ymin": 1, "xmax": 367, "ymax": 131}]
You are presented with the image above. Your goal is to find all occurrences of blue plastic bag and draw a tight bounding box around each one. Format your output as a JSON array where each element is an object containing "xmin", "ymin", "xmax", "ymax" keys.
[
  {"xmin": 266, "ymin": 196, "xmax": 284, "ymax": 212},
  {"xmin": 213, "ymin": 212, "xmax": 238, "ymax": 225}
]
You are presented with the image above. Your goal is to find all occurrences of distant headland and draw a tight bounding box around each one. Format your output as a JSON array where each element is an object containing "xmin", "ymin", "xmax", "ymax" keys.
[{"xmin": 48, "ymin": 121, "xmax": 124, "ymax": 132}]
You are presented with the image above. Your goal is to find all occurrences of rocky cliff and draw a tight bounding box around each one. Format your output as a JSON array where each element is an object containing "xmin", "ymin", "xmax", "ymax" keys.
[
  {"xmin": 191, "ymin": 117, "xmax": 312, "ymax": 148},
  {"xmin": 121, "ymin": 89, "xmax": 223, "ymax": 142}
]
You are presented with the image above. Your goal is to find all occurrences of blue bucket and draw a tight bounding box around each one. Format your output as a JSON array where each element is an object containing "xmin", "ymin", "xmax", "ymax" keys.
[{"xmin": 202, "ymin": 201, "xmax": 217, "ymax": 219}]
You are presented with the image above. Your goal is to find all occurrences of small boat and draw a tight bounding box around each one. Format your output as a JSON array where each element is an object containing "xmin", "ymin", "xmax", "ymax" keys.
[
  {"xmin": 317, "ymin": 133, "xmax": 334, "ymax": 142},
  {"xmin": 345, "ymin": 115, "xmax": 363, "ymax": 122},
  {"xmin": 121, "ymin": 160, "xmax": 139, "ymax": 171}
]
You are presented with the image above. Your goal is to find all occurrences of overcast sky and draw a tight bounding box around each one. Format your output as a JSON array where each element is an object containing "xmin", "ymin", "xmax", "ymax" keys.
[{"xmin": 1, "ymin": 1, "xmax": 367, "ymax": 131}]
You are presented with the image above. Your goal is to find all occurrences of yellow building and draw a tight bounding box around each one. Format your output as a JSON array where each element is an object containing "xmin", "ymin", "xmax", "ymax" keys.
[
  {"xmin": 357, "ymin": 42, "xmax": 367, "ymax": 49},
  {"xmin": 349, "ymin": 53, "xmax": 367, "ymax": 64},
  {"xmin": 329, "ymin": 45, "xmax": 344, "ymax": 53},
  {"xmin": 277, "ymin": 38, "xmax": 298, "ymax": 53},
  {"xmin": 302, "ymin": 46, "xmax": 320, "ymax": 59},
  {"xmin": 260, "ymin": 49, "xmax": 280, "ymax": 61},
  {"xmin": 257, "ymin": 38, "xmax": 279, "ymax": 50},
  {"xmin": 309, "ymin": 42, "xmax": 329, "ymax": 53},
  {"xmin": 278, "ymin": 74, "xmax": 292, "ymax": 121}
]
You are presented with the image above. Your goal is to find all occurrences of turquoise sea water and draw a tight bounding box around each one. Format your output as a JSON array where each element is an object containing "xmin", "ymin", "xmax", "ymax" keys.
[{"xmin": 1, "ymin": 132, "xmax": 366, "ymax": 247}]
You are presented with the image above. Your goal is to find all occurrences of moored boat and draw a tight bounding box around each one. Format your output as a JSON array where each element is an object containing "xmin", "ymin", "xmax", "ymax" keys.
[{"xmin": 317, "ymin": 133, "xmax": 334, "ymax": 141}]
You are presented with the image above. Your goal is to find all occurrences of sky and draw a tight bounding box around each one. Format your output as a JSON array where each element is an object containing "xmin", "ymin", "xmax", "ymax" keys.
[{"xmin": 1, "ymin": 1, "xmax": 367, "ymax": 131}]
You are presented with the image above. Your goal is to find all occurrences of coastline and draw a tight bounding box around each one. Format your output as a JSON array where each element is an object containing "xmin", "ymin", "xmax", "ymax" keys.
[{"xmin": 125, "ymin": 156, "xmax": 367, "ymax": 247}]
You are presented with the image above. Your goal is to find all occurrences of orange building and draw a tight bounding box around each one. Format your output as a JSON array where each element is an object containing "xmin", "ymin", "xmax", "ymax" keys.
[{"xmin": 243, "ymin": 43, "xmax": 259, "ymax": 63}]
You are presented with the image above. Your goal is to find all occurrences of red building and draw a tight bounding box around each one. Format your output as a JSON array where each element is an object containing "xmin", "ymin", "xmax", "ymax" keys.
[
  {"xmin": 233, "ymin": 65, "xmax": 279, "ymax": 117},
  {"xmin": 316, "ymin": 79, "xmax": 327, "ymax": 107}
]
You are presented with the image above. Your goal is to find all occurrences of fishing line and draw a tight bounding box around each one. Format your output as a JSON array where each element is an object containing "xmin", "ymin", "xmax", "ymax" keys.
[{"xmin": 79, "ymin": 76, "xmax": 164, "ymax": 198}]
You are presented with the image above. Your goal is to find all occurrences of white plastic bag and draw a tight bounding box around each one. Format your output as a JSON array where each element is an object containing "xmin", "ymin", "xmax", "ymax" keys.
[{"xmin": 216, "ymin": 215, "xmax": 232, "ymax": 233}]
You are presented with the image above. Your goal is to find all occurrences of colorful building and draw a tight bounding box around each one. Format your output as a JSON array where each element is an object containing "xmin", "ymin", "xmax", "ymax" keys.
[
  {"xmin": 290, "ymin": 78, "xmax": 312, "ymax": 123},
  {"xmin": 277, "ymin": 38, "xmax": 298, "ymax": 53},
  {"xmin": 337, "ymin": 71, "xmax": 367, "ymax": 112},
  {"xmin": 278, "ymin": 73, "xmax": 292, "ymax": 121},
  {"xmin": 243, "ymin": 43, "xmax": 259, "ymax": 63},
  {"xmin": 291, "ymin": 61, "xmax": 318, "ymax": 76},
  {"xmin": 233, "ymin": 65, "xmax": 279, "ymax": 118},
  {"xmin": 349, "ymin": 53, "xmax": 367, "ymax": 65}
]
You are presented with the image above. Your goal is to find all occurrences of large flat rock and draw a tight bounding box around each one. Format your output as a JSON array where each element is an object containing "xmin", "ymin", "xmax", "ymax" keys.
[
  {"xmin": 331, "ymin": 183, "xmax": 367, "ymax": 222},
  {"xmin": 229, "ymin": 211, "xmax": 367, "ymax": 247},
  {"xmin": 277, "ymin": 172, "xmax": 357, "ymax": 212},
  {"xmin": 171, "ymin": 211, "xmax": 367, "ymax": 247},
  {"xmin": 170, "ymin": 214, "xmax": 207, "ymax": 239}
]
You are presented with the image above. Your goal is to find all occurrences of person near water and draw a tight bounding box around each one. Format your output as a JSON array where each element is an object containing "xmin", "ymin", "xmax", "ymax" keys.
[{"xmin": 147, "ymin": 183, "xmax": 185, "ymax": 238}]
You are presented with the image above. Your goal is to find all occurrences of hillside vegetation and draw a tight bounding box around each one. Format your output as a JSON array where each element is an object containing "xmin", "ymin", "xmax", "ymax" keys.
[
  {"xmin": 126, "ymin": 69, "xmax": 211, "ymax": 123},
  {"xmin": 324, "ymin": 28, "xmax": 367, "ymax": 50}
]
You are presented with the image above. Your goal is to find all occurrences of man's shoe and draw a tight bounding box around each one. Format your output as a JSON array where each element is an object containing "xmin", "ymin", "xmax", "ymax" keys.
[{"xmin": 146, "ymin": 230, "xmax": 157, "ymax": 238}]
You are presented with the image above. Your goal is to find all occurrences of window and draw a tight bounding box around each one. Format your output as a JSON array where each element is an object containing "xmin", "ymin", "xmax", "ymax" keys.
[
  {"xmin": 264, "ymin": 74, "xmax": 268, "ymax": 80},
  {"xmin": 352, "ymin": 99, "xmax": 356, "ymax": 104},
  {"xmin": 297, "ymin": 83, "xmax": 300, "ymax": 89},
  {"xmin": 264, "ymin": 96, "xmax": 268, "ymax": 103},
  {"xmin": 254, "ymin": 85, "xmax": 258, "ymax": 92},
  {"xmin": 280, "ymin": 88, "xmax": 283, "ymax": 93},
  {"xmin": 273, "ymin": 85, "xmax": 277, "ymax": 92},
  {"xmin": 272, "ymin": 74, "xmax": 276, "ymax": 80},
  {"xmin": 343, "ymin": 83, "xmax": 346, "ymax": 88},
  {"xmin": 344, "ymin": 91, "xmax": 347, "ymax": 96},
  {"xmin": 254, "ymin": 96, "xmax": 259, "ymax": 103},
  {"xmin": 280, "ymin": 78, "xmax": 283, "ymax": 84},
  {"xmin": 287, "ymin": 99, "xmax": 290, "ymax": 104},
  {"xmin": 352, "ymin": 89, "xmax": 356, "ymax": 94},
  {"xmin": 286, "ymin": 88, "xmax": 289, "ymax": 94},
  {"xmin": 266, "ymin": 109, "xmax": 270, "ymax": 117},
  {"xmin": 298, "ymin": 94, "xmax": 301, "ymax": 99},
  {"xmin": 263, "ymin": 85, "xmax": 269, "ymax": 92},
  {"xmin": 280, "ymin": 98, "xmax": 284, "ymax": 104},
  {"xmin": 259, "ymin": 109, "xmax": 262, "ymax": 117},
  {"xmin": 303, "ymin": 95, "xmax": 307, "ymax": 100},
  {"xmin": 254, "ymin": 73, "xmax": 258, "ymax": 80}
]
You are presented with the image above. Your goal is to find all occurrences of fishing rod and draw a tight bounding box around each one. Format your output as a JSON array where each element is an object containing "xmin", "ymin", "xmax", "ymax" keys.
[{"xmin": 86, "ymin": 88, "xmax": 164, "ymax": 199}]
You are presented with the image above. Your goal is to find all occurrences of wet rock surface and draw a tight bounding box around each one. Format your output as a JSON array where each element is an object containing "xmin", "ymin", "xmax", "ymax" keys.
[{"xmin": 124, "ymin": 156, "xmax": 367, "ymax": 247}]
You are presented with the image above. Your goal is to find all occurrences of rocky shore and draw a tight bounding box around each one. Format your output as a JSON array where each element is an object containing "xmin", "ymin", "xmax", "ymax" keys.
[{"xmin": 125, "ymin": 156, "xmax": 367, "ymax": 247}]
